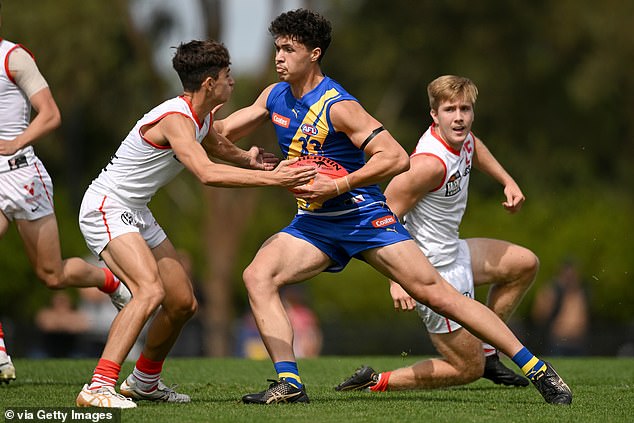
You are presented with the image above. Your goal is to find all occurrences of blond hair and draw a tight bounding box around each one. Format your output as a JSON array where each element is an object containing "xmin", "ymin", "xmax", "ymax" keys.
[{"xmin": 427, "ymin": 75, "xmax": 478, "ymax": 111}]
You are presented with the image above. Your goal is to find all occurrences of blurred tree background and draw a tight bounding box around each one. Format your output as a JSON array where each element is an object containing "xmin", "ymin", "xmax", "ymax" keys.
[{"xmin": 0, "ymin": 0, "xmax": 632, "ymax": 357}]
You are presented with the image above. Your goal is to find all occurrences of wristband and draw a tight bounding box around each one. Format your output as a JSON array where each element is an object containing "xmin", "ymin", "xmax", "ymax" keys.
[{"xmin": 344, "ymin": 176, "xmax": 351, "ymax": 192}]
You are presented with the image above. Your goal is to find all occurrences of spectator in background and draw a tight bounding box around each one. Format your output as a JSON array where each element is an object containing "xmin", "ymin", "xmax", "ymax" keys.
[
  {"xmin": 282, "ymin": 286, "xmax": 322, "ymax": 358},
  {"xmin": 236, "ymin": 310, "xmax": 269, "ymax": 360},
  {"xmin": 33, "ymin": 292, "xmax": 89, "ymax": 358},
  {"xmin": 532, "ymin": 260, "xmax": 589, "ymax": 356},
  {"xmin": 170, "ymin": 250, "xmax": 205, "ymax": 357},
  {"xmin": 236, "ymin": 286, "xmax": 323, "ymax": 359},
  {"xmin": 78, "ymin": 287, "xmax": 145, "ymax": 360}
]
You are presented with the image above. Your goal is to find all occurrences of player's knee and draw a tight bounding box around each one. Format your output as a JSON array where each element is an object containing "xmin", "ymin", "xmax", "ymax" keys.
[
  {"xmin": 135, "ymin": 281, "xmax": 165, "ymax": 310},
  {"xmin": 243, "ymin": 264, "xmax": 268, "ymax": 293},
  {"xmin": 518, "ymin": 249, "xmax": 540, "ymax": 284},
  {"xmin": 462, "ymin": 363, "xmax": 484, "ymax": 384},
  {"xmin": 423, "ymin": 289, "xmax": 456, "ymax": 317},
  {"xmin": 447, "ymin": 353, "xmax": 484, "ymax": 384},
  {"xmin": 36, "ymin": 268, "xmax": 65, "ymax": 290},
  {"xmin": 173, "ymin": 295, "xmax": 198, "ymax": 321},
  {"xmin": 525, "ymin": 251, "xmax": 540, "ymax": 279}
]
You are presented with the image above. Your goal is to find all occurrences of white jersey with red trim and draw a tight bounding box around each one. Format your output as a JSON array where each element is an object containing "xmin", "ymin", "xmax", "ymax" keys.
[
  {"xmin": 0, "ymin": 39, "xmax": 36, "ymax": 173},
  {"xmin": 87, "ymin": 96, "xmax": 211, "ymax": 208},
  {"xmin": 403, "ymin": 125, "xmax": 475, "ymax": 267}
]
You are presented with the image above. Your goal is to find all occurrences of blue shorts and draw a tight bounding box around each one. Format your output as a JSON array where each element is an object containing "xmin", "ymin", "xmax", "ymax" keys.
[{"xmin": 281, "ymin": 202, "xmax": 412, "ymax": 272}]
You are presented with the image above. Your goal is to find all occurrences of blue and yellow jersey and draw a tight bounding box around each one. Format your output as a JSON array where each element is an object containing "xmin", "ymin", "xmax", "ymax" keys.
[{"xmin": 266, "ymin": 76, "xmax": 385, "ymax": 213}]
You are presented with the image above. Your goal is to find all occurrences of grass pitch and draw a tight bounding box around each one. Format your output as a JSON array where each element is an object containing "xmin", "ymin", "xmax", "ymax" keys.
[{"xmin": 1, "ymin": 356, "xmax": 632, "ymax": 422}]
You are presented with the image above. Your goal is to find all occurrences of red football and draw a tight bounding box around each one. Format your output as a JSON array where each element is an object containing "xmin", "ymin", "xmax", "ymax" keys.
[{"xmin": 287, "ymin": 155, "xmax": 348, "ymax": 179}]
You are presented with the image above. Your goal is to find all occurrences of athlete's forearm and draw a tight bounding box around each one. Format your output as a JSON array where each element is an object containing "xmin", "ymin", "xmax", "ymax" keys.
[
  {"xmin": 204, "ymin": 133, "xmax": 253, "ymax": 168},
  {"xmin": 474, "ymin": 139, "xmax": 515, "ymax": 187},
  {"xmin": 9, "ymin": 90, "xmax": 61, "ymax": 151}
]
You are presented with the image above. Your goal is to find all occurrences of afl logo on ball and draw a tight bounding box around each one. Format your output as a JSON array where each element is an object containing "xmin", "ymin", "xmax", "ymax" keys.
[{"xmin": 121, "ymin": 211, "xmax": 135, "ymax": 226}]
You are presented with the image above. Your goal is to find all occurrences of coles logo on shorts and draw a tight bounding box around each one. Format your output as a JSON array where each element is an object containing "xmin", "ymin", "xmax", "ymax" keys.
[
  {"xmin": 272, "ymin": 113, "xmax": 290, "ymax": 128},
  {"xmin": 372, "ymin": 215, "xmax": 396, "ymax": 228}
]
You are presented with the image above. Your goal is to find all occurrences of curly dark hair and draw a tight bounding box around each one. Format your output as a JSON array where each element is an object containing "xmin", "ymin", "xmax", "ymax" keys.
[
  {"xmin": 269, "ymin": 9, "xmax": 332, "ymax": 62},
  {"xmin": 172, "ymin": 40, "xmax": 231, "ymax": 92}
]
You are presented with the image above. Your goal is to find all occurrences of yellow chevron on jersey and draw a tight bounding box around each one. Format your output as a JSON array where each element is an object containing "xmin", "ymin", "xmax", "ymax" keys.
[
  {"xmin": 266, "ymin": 76, "xmax": 386, "ymax": 214},
  {"xmin": 287, "ymin": 87, "xmax": 342, "ymax": 159}
]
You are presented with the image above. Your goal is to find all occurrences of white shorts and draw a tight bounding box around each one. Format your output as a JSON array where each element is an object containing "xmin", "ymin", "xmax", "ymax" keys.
[
  {"xmin": 79, "ymin": 190, "xmax": 167, "ymax": 256},
  {"xmin": 0, "ymin": 157, "xmax": 54, "ymax": 221},
  {"xmin": 415, "ymin": 239, "xmax": 474, "ymax": 334}
]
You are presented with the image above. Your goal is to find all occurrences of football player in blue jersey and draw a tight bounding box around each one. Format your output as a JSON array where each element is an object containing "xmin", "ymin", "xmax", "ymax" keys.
[{"xmin": 215, "ymin": 8, "xmax": 571, "ymax": 406}]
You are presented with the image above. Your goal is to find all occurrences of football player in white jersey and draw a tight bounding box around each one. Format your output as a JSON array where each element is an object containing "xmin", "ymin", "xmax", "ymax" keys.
[
  {"xmin": 0, "ymin": 1, "xmax": 130, "ymax": 385},
  {"xmin": 74, "ymin": 39, "xmax": 316, "ymax": 409},
  {"xmin": 336, "ymin": 75, "xmax": 543, "ymax": 393}
]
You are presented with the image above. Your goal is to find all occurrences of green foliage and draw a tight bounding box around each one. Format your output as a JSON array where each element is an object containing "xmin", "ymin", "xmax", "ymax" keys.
[
  {"xmin": 462, "ymin": 188, "xmax": 634, "ymax": 321},
  {"xmin": 2, "ymin": 357, "xmax": 633, "ymax": 422},
  {"xmin": 1, "ymin": 0, "xmax": 632, "ymax": 336}
]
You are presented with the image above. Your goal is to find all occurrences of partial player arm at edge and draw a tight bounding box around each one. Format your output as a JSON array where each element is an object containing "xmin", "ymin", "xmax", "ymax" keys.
[
  {"xmin": 9, "ymin": 88, "xmax": 61, "ymax": 150},
  {"xmin": 0, "ymin": 48, "xmax": 60, "ymax": 154}
]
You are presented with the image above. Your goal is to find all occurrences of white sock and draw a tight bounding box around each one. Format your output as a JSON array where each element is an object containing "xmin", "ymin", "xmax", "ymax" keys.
[
  {"xmin": 131, "ymin": 368, "xmax": 160, "ymax": 392},
  {"xmin": 483, "ymin": 343, "xmax": 497, "ymax": 357}
]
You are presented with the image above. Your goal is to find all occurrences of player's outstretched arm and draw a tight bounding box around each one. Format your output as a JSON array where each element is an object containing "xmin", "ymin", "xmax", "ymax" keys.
[
  {"xmin": 163, "ymin": 114, "xmax": 315, "ymax": 188},
  {"xmin": 473, "ymin": 137, "xmax": 525, "ymax": 212},
  {"xmin": 214, "ymin": 85, "xmax": 275, "ymax": 142},
  {"xmin": 202, "ymin": 127, "xmax": 278, "ymax": 171}
]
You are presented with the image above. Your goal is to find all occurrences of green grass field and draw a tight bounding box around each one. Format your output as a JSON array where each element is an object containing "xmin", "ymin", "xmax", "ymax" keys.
[{"xmin": 1, "ymin": 356, "xmax": 633, "ymax": 422}]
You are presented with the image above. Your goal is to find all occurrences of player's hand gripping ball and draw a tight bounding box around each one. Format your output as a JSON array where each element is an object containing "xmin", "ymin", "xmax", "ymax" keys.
[{"xmin": 288, "ymin": 155, "xmax": 348, "ymax": 193}]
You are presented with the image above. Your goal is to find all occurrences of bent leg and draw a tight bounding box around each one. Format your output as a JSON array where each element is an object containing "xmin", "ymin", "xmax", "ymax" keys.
[
  {"xmin": 242, "ymin": 232, "xmax": 330, "ymax": 363},
  {"xmin": 141, "ymin": 239, "xmax": 198, "ymax": 361},
  {"xmin": 468, "ymin": 238, "xmax": 538, "ymax": 321},
  {"xmin": 99, "ymin": 233, "xmax": 165, "ymax": 364},
  {"xmin": 388, "ymin": 329, "xmax": 484, "ymax": 390},
  {"xmin": 15, "ymin": 215, "xmax": 106, "ymax": 289},
  {"xmin": 363, "ymin": 240, "xmax": 524, "ymax": 357}
]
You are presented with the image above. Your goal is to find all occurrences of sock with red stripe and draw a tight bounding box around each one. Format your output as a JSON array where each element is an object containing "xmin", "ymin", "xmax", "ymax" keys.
[
  {"xmin": 98, "ymin": 268, "xmax": 120, "ymax": 294},
  {"xmin": 0, "ymin": 322, "xmax": 7, "ymax": 358},
  {"xmin": 482, "ymin": 343, "xmax": 496, "ymax": 357},
  {"xmin": 370, "ymin": 371, "xmax": 391, "ymax": 392},
  {"xmin": 88, "ymin": 358, "xmax": 121, "ymax": 390},
  {"xmin": 131, "ymin": 353, "xmax": 164, "ymax": 392}
]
